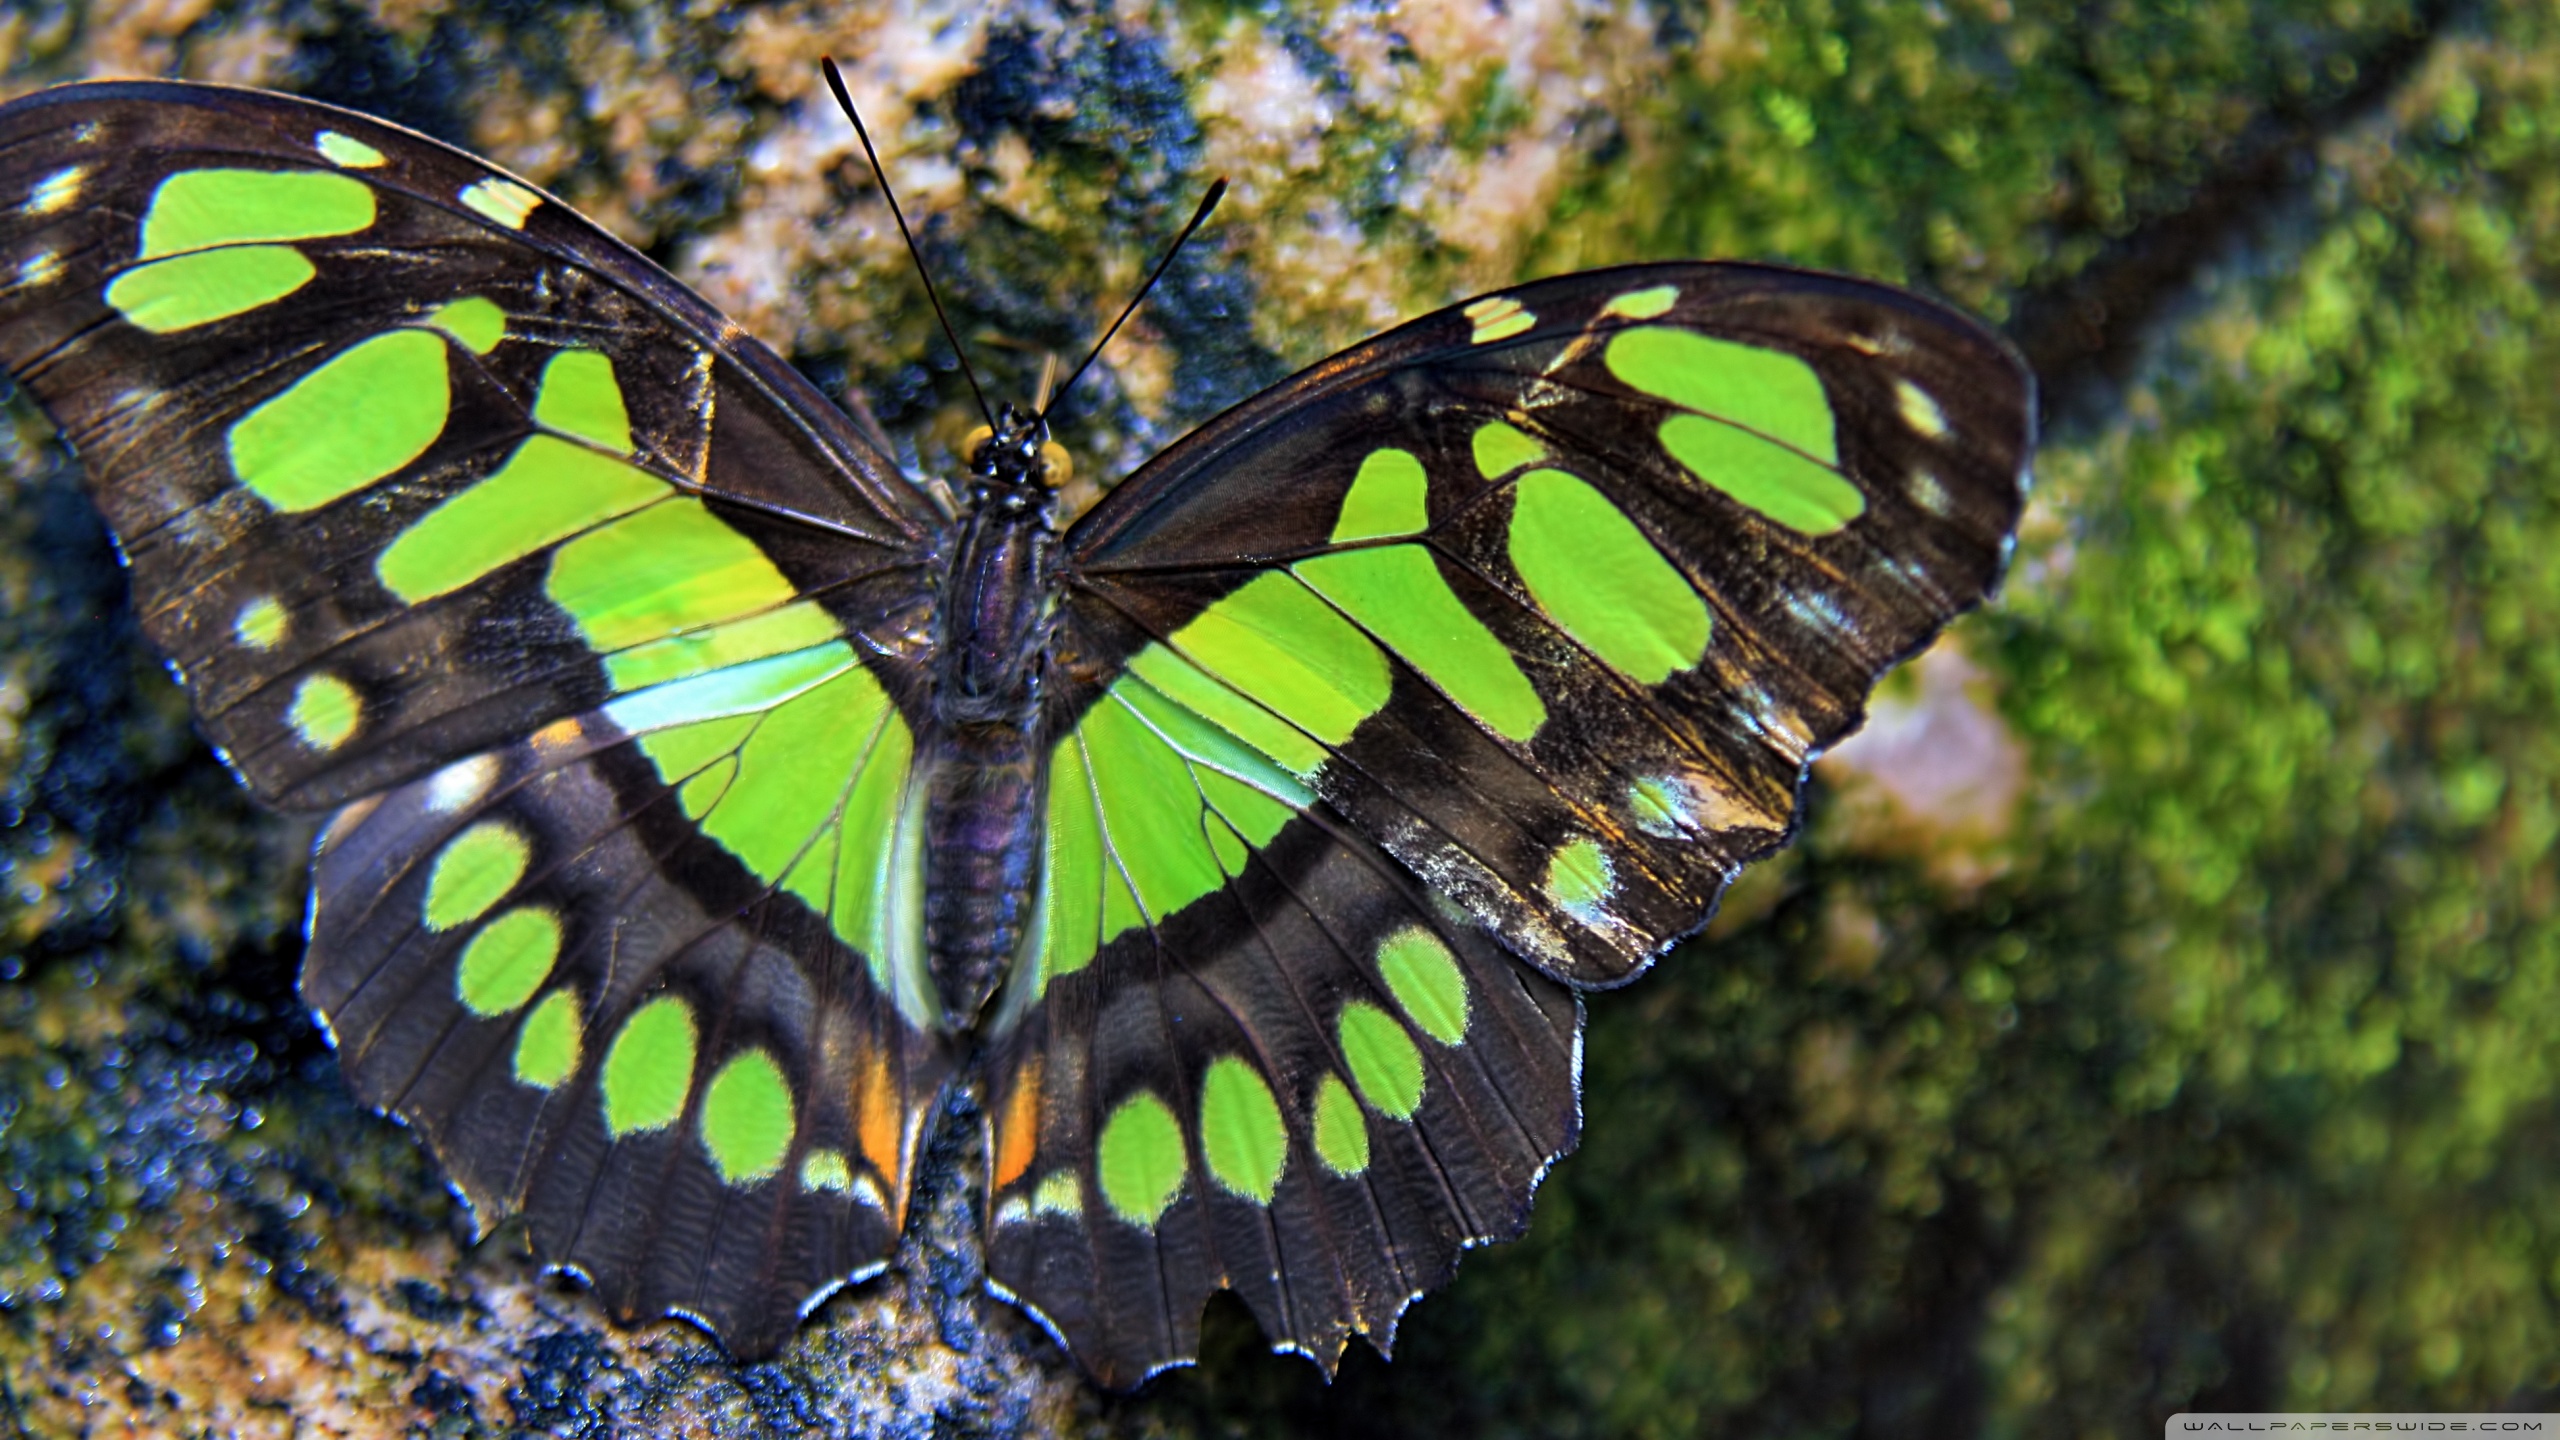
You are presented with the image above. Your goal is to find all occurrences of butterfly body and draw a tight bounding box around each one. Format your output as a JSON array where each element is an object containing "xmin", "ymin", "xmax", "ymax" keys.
[
  {"xmin": 925, "ymin": 407, "xmax": 1065, "ymax": 1025},
  {"xmin": 0, "ymin": 78, "xmax": 2034, "ymax": 1386}
]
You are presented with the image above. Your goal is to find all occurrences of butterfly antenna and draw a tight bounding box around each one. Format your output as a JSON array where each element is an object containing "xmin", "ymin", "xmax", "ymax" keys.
[
  {"xmin": 821, "ymin": 55, "xmax": 994, "ymax": 429},
  {"xmin": 1041, "ymin": 177, "xmax": 1228, "ymax": 426}
]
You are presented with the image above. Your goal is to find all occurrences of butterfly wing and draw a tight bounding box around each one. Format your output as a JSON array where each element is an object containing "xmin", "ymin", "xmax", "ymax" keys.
[
  {"xmin": 982, "ymin": 261, "xmax": 2032, "ymax": 1377},
  {"xmin": 0, "ymin": 81, "xmax": 953, "ymax": 1351}
]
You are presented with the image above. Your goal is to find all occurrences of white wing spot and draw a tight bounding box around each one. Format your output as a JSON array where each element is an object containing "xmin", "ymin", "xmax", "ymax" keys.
[
  {"xmin": 425, "ymin": 753, "xmax": 502, "ymax": 814},
  {"xmin": 1464, "ymin": 295, "xmax": 1536, "ymax": 344},
  {"xmin": 1909, "ymin": 467, "xmax": 1952, "ymax": 516},
  {"xmin": 16, "ymin": 250, "xmax": 61, "ymax": 289},
  {"xmin": 26, "ymin": 166, "xmax": 84, "ymax": 217},
  {"xmin": 460, "ymin": 177, "xmax": 541, "ymax": 229},
  {"xmin": 1895, "ymin": 378, "xmax": 1950, "ymax": 440},
  {"xmin": 315, "ymin": 131, "xmax": 387, "ymax": 168}
]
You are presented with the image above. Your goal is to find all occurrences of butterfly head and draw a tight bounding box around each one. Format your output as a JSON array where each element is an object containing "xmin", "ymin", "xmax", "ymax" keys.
[{"xmin": 963, "ymin": 403, "xmax": 1072, "ymax": 517}]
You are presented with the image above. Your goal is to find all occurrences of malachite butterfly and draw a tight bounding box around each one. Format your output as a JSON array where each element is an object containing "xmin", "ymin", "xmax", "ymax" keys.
[{"xmin": 0, "ymin": 77, "xmax": 2034, "ymax": 1387}]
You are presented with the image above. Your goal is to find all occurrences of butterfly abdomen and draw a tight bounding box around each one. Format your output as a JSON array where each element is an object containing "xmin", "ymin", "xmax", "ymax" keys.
[{"xmin": 923, "ymin": 494, "xmax": 1059, "ymax": 1026}]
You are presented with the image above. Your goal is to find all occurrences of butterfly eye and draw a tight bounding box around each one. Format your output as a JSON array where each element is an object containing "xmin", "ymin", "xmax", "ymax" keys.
[
  {"xmin": 963, "ymin": 424, "xmax": 995, "ymax": 462},
  {"xmin": 1038, "ymin": 441, "xmax": 1072, "ymax": 488}
]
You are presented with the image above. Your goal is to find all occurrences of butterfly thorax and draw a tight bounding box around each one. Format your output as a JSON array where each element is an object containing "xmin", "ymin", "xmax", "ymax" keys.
[{"xmin": 923, "ymin": 405, "xmax": 1064, "ymax": 1028}]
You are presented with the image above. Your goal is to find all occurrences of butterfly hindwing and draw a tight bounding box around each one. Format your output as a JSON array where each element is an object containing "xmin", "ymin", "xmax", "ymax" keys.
[
  {"xmin": 304, "ymin": 708, "xmax": 949, "ymax": 1353},
  {"xmin": 979, "ymin": 783, "xmax": 1579, "ymax": 1386},
  {"xmin": 1053, "ymin": 262, "xmax": 2033, "ymax": 989}
]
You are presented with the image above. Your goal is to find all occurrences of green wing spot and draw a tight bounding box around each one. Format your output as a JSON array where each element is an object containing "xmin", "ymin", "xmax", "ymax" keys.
[
  {"xmin": 1470, "ymin": 420, "xmax": 1547, "ymax": 480},
  {"xmin": 1081, "ymin": 694, "xmax": 1228, "ymax": 927},
  {"xmin": 139, "ymin": 169, "xmax": 374, "ymax": 258},
  {"xmin": 1604, "ymin": 285, "xmax": 1679, "ymax": 319},
  {"xmin": 424, "ymin": 296, "xmax": 505, "ymax": 354},
  {"xmin": 315, "ymin": 131, "xmax": 385, "ymax": 168},
  {"xmin": 1126, "ymin": 644, "xmax": 1324, "ymax": 779},
  {"xmin": 376, "ymin": 436, "xmax": 664, "ymax": 603},
  {"xmin": 1036, "ymin": 741, "xmax": 1106, "ymax": 982},
  {"xmin": 106, "ymin": 246, "xmax": 313, "ymax": 334},
  {"xmin": 1097, "ymin": 1091, "xmax": 1187, "ymax": 1228},
  {"xmin": 825, "ymin": 690, "xmax": 918, "ymax": 966},
  {"xmin": 700, "ymin": 1048, "xmax": 795, "ymax": 1184},
  {"xmin": 455, "ymin": 907, "xmax": 561, "ymax": 1017},
  {"xmin": 605, "ymin": 603, "xmax": 843, "ymax": 693},
  {"xmin": 1199, "ymin": 1056, "xmax": 1288, "ymax": 1203},
  {"xmin": 602, "ymin": 996, "xmax": 697, "ymax": 1137},
  {"xmin": 682, "ymin": 663, "xmax": 887, "ymax": 884},
  {"xmin": 230, "ymin": 330, "xmax": 449, "ymax": 512},
  {"xmin": 1310, "ymin": 1074, "xmax": 1371, "ymax": 1176},
  {"xmin": 1543, "ymin": 835, "xmax": 1615, "ymax": 924},
  {"xmin": 533, "ymin": 350, "xmax": 634, "ymax": 453},
  {"xmin": 461, "ymin": 177, "xmax": 541, "ymax": 229},
  {"xmin": 233, "ymin": 596, "xmax": 286, "ymax": 650},
  {"xmin": 1330, "ymin": 448, "xmax": 1430, "ymax": 542},
  {"xmin": 423, "ymin": 821, "xmax": 529, "ymax": 931},
  {"xmin": 1165, "ymin": 572, "xmax": 1390, "ymax": 753},
  {"xmin": 1295, "ymin": 548, "xmax": 1546, "ymax": 743},
  {"xmin": 512, "ymin": 988, "xmax": 581, "ymax": 1089},
  {"xmin": 1629, "ymin": 774, "xmax": 1702, "ymax": 838},
  {"xmin": 1508, "ymin": 467, "xmax": 1710, "ymax": 683},
  {"xmin": 1659, "ymin": 413, "xmax": 1866, "ymax": 536},
  {"xmin": 1337, "ymin": 1003, "xmax": 1425, "ymax": 1120},
  {"xmin": 1377, "ymin": 927, "xmax": 1471, "ymax": 1046},
  {"xmin": 800, "ymin": 1148, "xmax": 852, "ymax": 1193},
  {"xmin": 547, "ymin": 498, "xmax": 805, "ymax": 657},
  {"xmin": 1605, "ymin": 326, "xmax": 1836, "ymax": 462},
  {"xmin": 288, "ymin": 673, "xmax": 360, "ymax": 751}
]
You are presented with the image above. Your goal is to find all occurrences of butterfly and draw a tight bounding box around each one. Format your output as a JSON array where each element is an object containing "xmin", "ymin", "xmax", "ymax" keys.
[{"xmin": 0, "ymin": 75, "xmax": 2033, "ymax": 1387}]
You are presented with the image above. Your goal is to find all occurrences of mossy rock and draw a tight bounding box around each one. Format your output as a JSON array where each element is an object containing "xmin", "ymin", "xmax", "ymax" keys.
[{"xmin": 4, "ymin": 1, "xmax": 2556, "ymax": 1436}]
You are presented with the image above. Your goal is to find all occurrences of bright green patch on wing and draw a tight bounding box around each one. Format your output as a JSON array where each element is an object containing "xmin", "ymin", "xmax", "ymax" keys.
[
  {"xmin": 547, "ymin": 499, "xmax": 807, "ymax": 659},
  {"xmin": 602, "ymin": 996, "xmax": 697, "ymax": 1137},
  {"xmin": 1605, "ymin": 326, "xmax": 1836, "ymax": 462},
  {"xmin": 1337, "ymin": 1002, "xmax": 1424, "ymax": 1120},
  {"xmin": 1377, "ymin": 927, "xmax": 1471, "ymax": 1046},
  {"xmin": 230, "ymin": 330, "xmax": 450, "ymax": 511},
  {"xmin": 1294, "ymin": 547, "xmax": 1546, "ymax": 743},
  {"xmin": 1629, "ymin": 774, "xmax": 1702, "ymax": 838},
  {"xmin": 1471, "ymin": 420, "xmax": 1547, "ymax": 480},
  {"xmin": 605, "ymin": 604, "xmax": 843, "ymax": 694},
  {"xmin": 533, "ymin": 349, "xmax": 633, "ymax": 452},
  {"xmin": 139, "ymin": 169, "xmax": 374, "ymax": 258},
  {"xmin": 1163, "ymin": 572, "xmax": 1390, "ymax": 755},
  {"xmin": 288, "ymin": 673, "xmax": 360, "ymax": 751},
  {"xmin": 455, "ymin": 907, "xmax": 561, "ymax": 1017},
  {"xmin": 424, "ymin": 296, "xmax": 505, "ymax": 354},
  {"xmin": 1543, "ymin": 836, "xmax": 1615, "ymax": 923},
  {"xmin": 106, "ymin": 245, "xmax": 313, "ymax": 334},
  {"xmin": 1033, "ymin": 1170, "xmax": 1083, "ymax": 1216},
  {"xmin": 1330, "ymin": 448, "xmax": 1430, "ymax": 542},
  {"xmin": 1032, "ymin": 740, "xmax": 1109, "ymax": 983},
  {"xmin": 604, "ymin": 643, "xmax": 857, "ymax": 736},
  {"xmin": 1199, "ymin": 1056, "xmax": 1288, "ymax": 1203},
  {"xmin": 423, "ymin": 821, "xmax": 530, "ymax": 931},
  {"xmin": 700, "ymin": 1048, "xmax": 795, "ymax": 1184},
  {"xmin": 1604, "ymin": 284, "xmax": 1679, "ymax": 319},
  {"xmin": 1310, "ymin": 1074, "xmax": 1370, "ymax": 1176},
  {"xmin": 1097, "ymin": 1091, "xmax": 1187, "ymax": 1227},
  {"xmin": 1125, "ymin": 643, "xmax": 1325, "ymax": 779},
  {"xmin": 315, "ymin": 131, "xmax": 385, "ymax": 168},
  {"xmin": 375, "ymin": 436, "xmax": 664, "ymax": 603},
  {"xmin": 512, "ymin": 988, "xmax": 581, "ymax": 1089},
  {"xmin": 234, "ymin": 596, "xmax": 286, "ymax": 650},
  {"xmin": 1079, "ymin": 695, "xmax": 1227, "ymax": 927},
  {"xmin": 1508, "ymin": 467, "xmax": 1710, "ymax": 683},
  {"xmin": 1658, "ymin": 413, "xmax": 1866, "ymax": 536}
]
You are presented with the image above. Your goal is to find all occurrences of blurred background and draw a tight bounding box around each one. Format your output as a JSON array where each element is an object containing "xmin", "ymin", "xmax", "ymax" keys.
[{"xmin": 0, "ymin": 1, "xmax": 2553, "ymax": 1435}]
